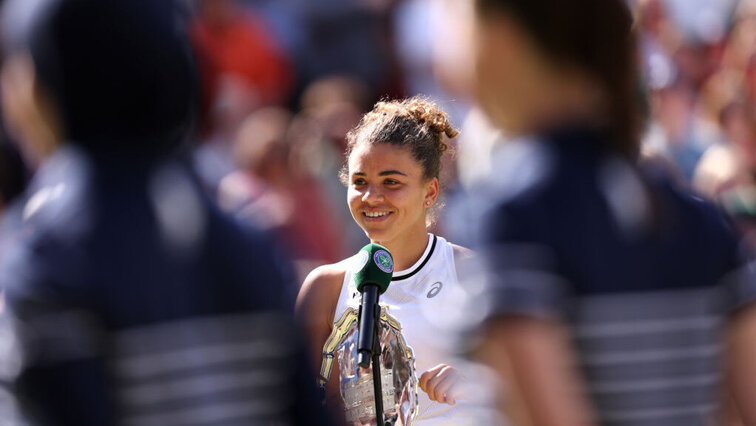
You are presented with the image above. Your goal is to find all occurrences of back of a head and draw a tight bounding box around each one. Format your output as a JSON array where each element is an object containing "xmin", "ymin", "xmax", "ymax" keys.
[
  {"xmin": 4, "ymin": 0, "xmax": 199, "ymax": 155},
  {"xmin": 476, "ymin": 0, "xmax": 643, "ymax": 158}
]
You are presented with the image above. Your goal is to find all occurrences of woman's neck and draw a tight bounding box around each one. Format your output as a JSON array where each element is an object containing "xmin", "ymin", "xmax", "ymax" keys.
[{"xmin": 373, "ymin": 224, "xmax": 430, "ymax": 272}]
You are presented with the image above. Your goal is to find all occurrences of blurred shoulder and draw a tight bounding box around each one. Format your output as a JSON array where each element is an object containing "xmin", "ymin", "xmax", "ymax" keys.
[
  {"xmin": 451, "ymin": 244, "xmax": 475, "ymax": 260},
  {"xmin": 478, "ymin": 139, "xmax": 564, "ymax": 233},
  {"xmin": 0, "ymin": 221, "xmax": 87, "ymax": 307},
  {"xmin": 451, "ymin": 243, "xmax": 476, "ymax": 278},
  {"xmin": 666, "ymin": 181, "xmax": 738, "ymax": 246},
  {"xmin": 649, "ymin": 168, "xmax": 733, "ymax": 229}
]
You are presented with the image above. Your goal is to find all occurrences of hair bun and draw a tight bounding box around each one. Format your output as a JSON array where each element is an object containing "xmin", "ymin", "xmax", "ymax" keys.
[
  {"xmin": 404, "ymin": 98, "xmax": 460, "ymax": 141},
  {"xmin": 369, "ymin": 97, "xmax": 458, "ymax": 155}
]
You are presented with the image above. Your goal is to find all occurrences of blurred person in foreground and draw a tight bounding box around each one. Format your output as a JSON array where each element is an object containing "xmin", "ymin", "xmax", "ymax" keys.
[
  {"xmin": 464, "ymin": 0, "xmax": 756, "ymax": 424},
  {"xmin": 0, "ymin": 0, "xmax": 327, "ymax": 424},
  {"xmin": 0, "ymin": 141, "xmax": 26, "ymax": 215},
  {"xmin": 0, "ymin": 140, "xmax": 27, "ymax": 264}
]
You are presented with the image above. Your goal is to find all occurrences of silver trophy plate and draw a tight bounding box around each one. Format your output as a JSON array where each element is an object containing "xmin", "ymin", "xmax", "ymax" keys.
[{"xmin": 320, "ymin": 306, "xmax": 418, "ymax": 425}]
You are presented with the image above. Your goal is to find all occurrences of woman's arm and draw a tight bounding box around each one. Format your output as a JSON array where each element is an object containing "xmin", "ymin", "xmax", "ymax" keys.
[
  {"xmin": 295, "ymin": 264, "xmax": 346, "ymax": 419},
  {"xmin": 727, "ymin": 303, "xmax": 756, "ymax": 424},
  {"xmin": 475, "ymin": 316, "xmax": 597, "ymax": 426}
]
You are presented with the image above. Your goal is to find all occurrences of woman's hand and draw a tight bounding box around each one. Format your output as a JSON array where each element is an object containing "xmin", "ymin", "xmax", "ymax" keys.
[{"xmin": 419, "ymin": 364, "xmax": 462, "ymax": 405}]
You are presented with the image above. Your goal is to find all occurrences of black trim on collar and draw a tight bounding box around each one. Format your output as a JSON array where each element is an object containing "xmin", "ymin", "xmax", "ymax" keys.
[{"xmin": 392, "ymin": 235, "xmax": 437, "ymax": 281}]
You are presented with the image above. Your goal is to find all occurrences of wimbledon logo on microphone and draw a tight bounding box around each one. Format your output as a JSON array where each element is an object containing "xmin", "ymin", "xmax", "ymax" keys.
[{"xmin": 374, "ymin": 250, "xmax": 393, "ymax": 273}]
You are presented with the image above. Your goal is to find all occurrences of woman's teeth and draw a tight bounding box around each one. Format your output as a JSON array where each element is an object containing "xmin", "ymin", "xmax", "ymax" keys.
[{"xmin": 364, "ymin": 212, "xmax": 389, "ymax": 218}]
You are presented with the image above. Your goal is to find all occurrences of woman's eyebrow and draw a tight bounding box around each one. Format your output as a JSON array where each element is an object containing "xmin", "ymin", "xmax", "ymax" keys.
[
  {"xmin": 378, "ymin": 170, "xmax": 407, "ymax": 176},
  {"xmin": 350, "ymin": 170, "xmax": 408, "ymax": 177}
]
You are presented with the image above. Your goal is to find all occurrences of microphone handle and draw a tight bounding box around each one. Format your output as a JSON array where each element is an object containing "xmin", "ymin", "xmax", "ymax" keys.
[{"xmin": 357, "ymin": 284, "xmax": 380, "ymax": 368}]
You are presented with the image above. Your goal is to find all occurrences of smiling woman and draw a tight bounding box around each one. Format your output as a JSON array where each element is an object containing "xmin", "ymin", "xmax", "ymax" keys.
[
  {"xmin": 341, "ymin": 98, "xmax": 457, "ymax": 242},
  {"xmin": 296, "ymin": 97, "xmax": 485, "ymax": 425}
]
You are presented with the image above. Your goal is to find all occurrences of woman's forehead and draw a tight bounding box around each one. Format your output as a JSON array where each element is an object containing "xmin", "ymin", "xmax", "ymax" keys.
[{"xmin": 348, "ymin": 143, "xmax": 420, "ymax": 174}]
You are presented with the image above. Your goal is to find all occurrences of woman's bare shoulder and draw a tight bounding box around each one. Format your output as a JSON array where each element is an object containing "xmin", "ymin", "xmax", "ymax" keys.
[
  {"xmin": 303, "ymin": 261, "xmax": 349, "ymax": 290},
  {"xmin": 295, "ymin": 259, "xmax": 350, "ymax": 319}
]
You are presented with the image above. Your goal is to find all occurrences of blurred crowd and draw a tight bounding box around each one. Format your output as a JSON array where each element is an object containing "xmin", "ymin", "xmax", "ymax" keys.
[
  {"xmin": 182, "ymin": 0, "xmax": 472, "ymax": 279},
  {"xmin": 637, "ymin": 0, "xmax": 756, "ymax": 248},
  {"xmin": 2, "ymin": 0, "xmax": 756, "ymax": 274},
  {"xmin": 189, "ymin": 0, "xmax": 756, "ymax": 275}
]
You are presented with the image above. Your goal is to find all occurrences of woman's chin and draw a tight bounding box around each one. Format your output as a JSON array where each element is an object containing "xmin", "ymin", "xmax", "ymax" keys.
[{"xmin": 363, "ymin": 229, "xmax": 392, "ymax": 245}]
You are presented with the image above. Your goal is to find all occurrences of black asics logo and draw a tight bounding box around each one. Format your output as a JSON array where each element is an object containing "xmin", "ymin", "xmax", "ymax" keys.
[{"xmin": 426, "ymin": 282, "xmax": 443, "ymax": 298}]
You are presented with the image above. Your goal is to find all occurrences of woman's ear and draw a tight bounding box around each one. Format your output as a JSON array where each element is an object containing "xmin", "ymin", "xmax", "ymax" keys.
[{"xmin": 424, "ymin": 177, "xmax": 440, "ymax": 207}]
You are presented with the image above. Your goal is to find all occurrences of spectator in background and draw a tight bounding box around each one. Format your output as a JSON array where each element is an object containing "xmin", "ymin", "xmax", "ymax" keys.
[
  {"xmin": 294, "ymin": 76, "xmax": 373, "ymax": 255},
  {"xmin": 392, "ymin": 0, "xmax": 474, "ymax": 126},
  {"xmin": 191, "ymin": 0, "xmax": 292, "ymax": 134},
  {"xmin": 269, "ymin": 0, "xmax": 398, "ymax": 100},
  {"xmin": 691, "ymin": 1, "xmax": 756, "ymax": 248},
  {"xmin": 190, "ymin": 0, "xmax": 293, "ymax": 196},
  {"xmin": 643, "ymin": 78, "xmax": 716, "ymax": 179},
  {"xmin": 692, "ymin": 74, "xmax": 754, "ymax": 201},
  {"xmin": 638, "ymin": 0, "xmax": 727, "ymax": 181},
  {"xmin": 218, "ymin": 107, "xmax": 345, "ymax": 277},
  {"xmin": 464, "ymin": 0, "xmax": 756, "ymax": 425},
  {"xmin": 0, "ymin": 0, "xmax": 327, "ymax": 424},
  {"xmin": 719, "ymin": 0, "xmax": 756, "ymax": 75}
]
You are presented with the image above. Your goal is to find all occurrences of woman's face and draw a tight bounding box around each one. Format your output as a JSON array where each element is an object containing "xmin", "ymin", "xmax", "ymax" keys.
[{"xmin": 347, "ymin": 143, "xmax": 437, "ymax": 245}]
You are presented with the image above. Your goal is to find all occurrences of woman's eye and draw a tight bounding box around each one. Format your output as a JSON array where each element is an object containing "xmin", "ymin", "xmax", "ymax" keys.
[
  {"xmin": 384, "ymin": 179, "xmax": 400, "ymax": 185},
  {"xmin": 353, "ymin": 179, "xmax": 366, "ymax": 186}
]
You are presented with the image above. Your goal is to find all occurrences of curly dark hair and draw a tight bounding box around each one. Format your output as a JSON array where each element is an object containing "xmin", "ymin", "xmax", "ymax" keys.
[{"xmin": 340, "ymin": 96, "xmax": 459, "ymax": 184}]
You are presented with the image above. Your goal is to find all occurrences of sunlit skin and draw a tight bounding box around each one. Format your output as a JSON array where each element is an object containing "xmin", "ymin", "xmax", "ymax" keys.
[{"xmin": 347, "ymin": 143, "xmax": 438, "ymax": 271}]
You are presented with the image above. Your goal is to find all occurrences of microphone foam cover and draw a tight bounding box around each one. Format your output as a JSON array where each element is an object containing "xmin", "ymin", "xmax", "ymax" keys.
[{"xmin": 353, "ymin": 243, "xmax": 393, "ymax": 294}]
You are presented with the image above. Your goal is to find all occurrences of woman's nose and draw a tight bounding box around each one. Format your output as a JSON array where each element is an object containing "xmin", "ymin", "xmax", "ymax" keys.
[{"xmin": 362, "ymin": 185, "xmax": 384, "ymax": 204}]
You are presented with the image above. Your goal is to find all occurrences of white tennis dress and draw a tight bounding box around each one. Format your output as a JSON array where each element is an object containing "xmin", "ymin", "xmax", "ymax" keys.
[{"xmin": 334, "ymin": 233, "xmax": 483, "ymax": 424}]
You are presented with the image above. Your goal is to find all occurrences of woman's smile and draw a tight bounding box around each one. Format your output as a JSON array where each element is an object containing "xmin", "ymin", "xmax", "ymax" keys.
[
  {"xmin": 362, "ymin": 210, "xmax": 393, "ymax": 221},
  {"xmin": 347, "ymin": 143, "xmax": 433, "ymax": 245}
]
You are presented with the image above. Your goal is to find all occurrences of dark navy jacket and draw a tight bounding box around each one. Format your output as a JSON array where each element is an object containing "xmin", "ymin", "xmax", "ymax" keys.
[
  {"xmin": 462, "ymin": 128, "xmax": 756, "ymax": 426},
  {"xmin": 0, "ymin": 147, "xmax": 327, "ymax": 425}
]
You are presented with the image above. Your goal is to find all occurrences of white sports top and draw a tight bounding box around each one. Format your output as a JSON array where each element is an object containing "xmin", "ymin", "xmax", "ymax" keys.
[{"xmin": 334, "ymin": 234, "xmax": 470, "ymax": 424}]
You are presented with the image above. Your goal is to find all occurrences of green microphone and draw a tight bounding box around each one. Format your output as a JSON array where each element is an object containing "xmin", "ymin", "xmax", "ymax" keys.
[{"xmin": 353, "ymin": 243, "xmax": 393, "ymax": 368}]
